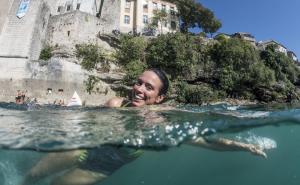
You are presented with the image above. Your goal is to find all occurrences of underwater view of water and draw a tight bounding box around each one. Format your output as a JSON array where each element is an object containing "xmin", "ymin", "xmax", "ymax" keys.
[{"xmin": 0, "ymin": 102, "xmax": 299, "ymax": 185}]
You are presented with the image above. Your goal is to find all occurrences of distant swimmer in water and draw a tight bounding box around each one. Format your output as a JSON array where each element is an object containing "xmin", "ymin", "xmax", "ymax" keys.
[
  {"xmin": 15, "ymin": 90, "xmax": 22, "ymax": 104},
  {"xmin": 21, "ymin": 69, "xmax": 267, "ymax": 185}
]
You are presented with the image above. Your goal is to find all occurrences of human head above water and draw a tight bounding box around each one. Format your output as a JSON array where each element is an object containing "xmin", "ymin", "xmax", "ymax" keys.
[
  {"xmin": 148, "ymin": 68, "xmax": 169, "ymax": 96},
  {"xmin": 131, "ymin": 68, "xmax": 169, "ymax": 107}
]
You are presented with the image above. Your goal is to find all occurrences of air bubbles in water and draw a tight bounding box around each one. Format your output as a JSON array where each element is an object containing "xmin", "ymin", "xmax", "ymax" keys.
[
  {"xmin": 236, "ymin": 132, "xmax": 277, "ymax": 150},
  {"xmin": 226, "ymin": 105, "xmax": 240, "ymax": 111}
]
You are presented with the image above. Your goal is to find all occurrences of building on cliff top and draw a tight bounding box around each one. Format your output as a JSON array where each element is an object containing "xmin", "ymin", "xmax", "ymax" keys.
[
  {"xmin": 257, "ymin": 40, "xmax": 288, "ymax": 56},
  {"xmin": 231, "ymin": 32, "xmax": 256, "ymax": 47}
]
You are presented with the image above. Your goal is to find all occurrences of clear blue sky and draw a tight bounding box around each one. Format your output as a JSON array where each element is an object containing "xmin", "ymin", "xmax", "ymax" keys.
[{"xmin": 197, "ymin": 0, "xmax": 300, "ymax": 57}]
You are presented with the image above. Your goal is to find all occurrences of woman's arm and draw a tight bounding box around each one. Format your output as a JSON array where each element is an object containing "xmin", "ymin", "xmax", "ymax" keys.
[
  {"xmin": 105, "ymin": 97, "xmax": 124, "ymax": 108},
  {"xmin": 187, "ymin": 137, "xmax": 267, "ymax": 158}
]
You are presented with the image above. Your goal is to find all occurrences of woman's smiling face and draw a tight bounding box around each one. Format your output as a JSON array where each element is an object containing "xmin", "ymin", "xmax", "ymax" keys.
[{"xmin": 131, "ymin": 70, "xmax": 164, "ymax": 107}]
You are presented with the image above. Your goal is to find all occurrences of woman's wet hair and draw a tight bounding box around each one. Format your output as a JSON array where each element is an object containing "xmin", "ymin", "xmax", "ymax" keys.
[{"xmin": 148, "ymin": 68, "xmax": 169, "ymax": 96}]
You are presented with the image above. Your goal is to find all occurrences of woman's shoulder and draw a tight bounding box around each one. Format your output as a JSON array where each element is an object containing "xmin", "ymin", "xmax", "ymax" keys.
[{"xmin": 105, "ymin": 97, "xmax": 126, "ymax": 108}]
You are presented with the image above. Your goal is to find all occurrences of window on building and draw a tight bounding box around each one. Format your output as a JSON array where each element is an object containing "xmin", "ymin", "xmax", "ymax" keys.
[
  {"xmin": 57, "ymin": 6, "xmax": 62, "ymax": 12},
  {"xmin": 153, "ymin": 2, "xmax": 157, "ymax": 10},
  {"xmin": 143, "ymin": 1, "xmax": 148, "ymax": 12},
  {"xmin": 125, "ymin": 0, "xmax": 131, "ymax": 9},
  {"xmin": 42, "ymin": 20, "xmax": 46, "ymax": 29},
  {"xmin": 143, "ymin": 15, "xmax": 148, "ymax": 24},
  {"xmin": 152, "ymin": 19, "xmax": 158, "ymax": 26},
  {"xmin": 164, "ymin": 21, "xmax": 168, "ymax": 27},
  {"xmin": 143, "ymin": 1, "xmax": 148, "ymax": 9},
  {"xmin": 162, "ymin": 4, "xmax": 166, "ymax": 11},
  {"xmin": 124, "ymin": 15, "xmax": 130, "ymax": 24},
  {"xmin": 66, "ymin": 5, "xmax": 71, "ymax": 11},
  {"xmin": 170, "ymin": 7, "xmax": 175, "ymax": 15},
  {"xmin": 67, "ymin": 31, "xmax": 70, "ymax": 36},
  {"xmin": 47, "ymin": 88, "xmax": 52, "ymax": 94},
  {"xmin": 171, "ymin": 21, "xmax": 176, "ymax": 30},
  {"xmin": 76, "ymin": 3, "xmax": 80, "ymax": 10}
]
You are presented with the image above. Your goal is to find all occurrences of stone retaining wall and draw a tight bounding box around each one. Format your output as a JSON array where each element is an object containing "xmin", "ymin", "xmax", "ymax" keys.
[{"xmin": 0, "ymin": 58, "xmax": 116, "ymax": 105}]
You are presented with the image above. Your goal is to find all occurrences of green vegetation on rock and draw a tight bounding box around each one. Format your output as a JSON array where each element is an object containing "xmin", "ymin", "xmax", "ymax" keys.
[
  {"xmin": 76, "ymin": 43, "xmax": 112, "ymax": 93},
  {"xmin": 114, "ymin": 33, "xmax": 300, "ymax": 104},
  {"xmin": 39, "ymin": 45, "xmax": 53, "ymax": 60},
  {"xmin": 75, "ymin": 43, "xmax": 108, "ymax": 72}
]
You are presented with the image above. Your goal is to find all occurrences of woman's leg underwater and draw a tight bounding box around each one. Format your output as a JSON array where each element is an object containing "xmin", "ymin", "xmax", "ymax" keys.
[
  {"xmin": 21, "ymin": 150, "xmax": 84, "ymax": 185},
  {"xmin": 50, "ymin": 168, "xmax": 107, "ymax": 185}
]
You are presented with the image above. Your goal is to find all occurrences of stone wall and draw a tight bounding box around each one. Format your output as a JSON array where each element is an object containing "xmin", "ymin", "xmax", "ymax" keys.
[
  {"xmin": 30, "ymin": 1, "xmax": 51, "ymax": 60},
  {"xmin": 99, "ymin": 0, "xmax": 121, "ymax": 34},
  {"xmin": 0, "ymin": 58, "xmax": 31, "ymax": 80},
  {"xmin": 0, "ymin": 57, "xmax": 116, "ymax": 105},
  {"xmin": 0, "ymin": 0, "xmax": 14, "ymax": 35},
  {"xmin": 44, "ymin": 0, "xmax": 59, "ymax": 15},
  {"xmin": 0, "ymin": 0, "xmax": 50, "ymax": 60},
  {"xmin": 46, "ymin": 10, "xmax": 114, "ymax": 53}
]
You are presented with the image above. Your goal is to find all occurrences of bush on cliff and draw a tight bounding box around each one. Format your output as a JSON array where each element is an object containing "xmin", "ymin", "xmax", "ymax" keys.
[
  {"xmin": 260, "ymin": 44, "xmax": 300, "ymax": 84},
  {"xmin": 84, "ymin": 75, "xmax": 100, "ymax": 94},
  {"xmin": 75, "ymin": 43, "xmax": 108, "ymax": 72},
  {"xmin": 39, "ymin": 45, "xmax": 53, "ymax": 60},
  {"xmin": 116, "ymin": 34, "xmax": 147, "ymax": 66},
  {"xmin": 76, "ymin": 43, "xmax": 112, "ymax": 94},
  {"xmin": 122, "ymin": 60, "xmax": 148, "ymax": 86},
  {"xmin": 115, "ymin": 35, "xmax": 148, "ymax": 85},
  {"xmin": 176, "ymin": 81, "xmax": 219, "ymax": 104},
  {"xmin": 208, "ymin": 38, "xmax": 277, "ymax": 100}
]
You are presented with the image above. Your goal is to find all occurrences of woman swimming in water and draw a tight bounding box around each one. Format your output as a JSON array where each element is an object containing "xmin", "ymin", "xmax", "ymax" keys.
[{"xmin": 22, "ymin": 69, "xmax": 267, "ymax": 185}]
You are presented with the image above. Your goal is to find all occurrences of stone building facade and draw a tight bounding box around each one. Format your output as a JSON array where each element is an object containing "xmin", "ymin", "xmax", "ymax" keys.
[
  {"xmin": 257, "ymin": 40, "xmax": 288, "ymax": 56},
  {"xmin": 0, "ymin": 0, "xmax": 14, "ymax": 35},
  {"xmin": 0, "ymin": 0, "xmax": 50, "ymax": 60},
  {"xmin": 46, "ymin": 0, "xmax": 121, "ymax": 52},
  {"xmin": 119, "ymin": 0, "xmax": 178, "ymax": 34}
]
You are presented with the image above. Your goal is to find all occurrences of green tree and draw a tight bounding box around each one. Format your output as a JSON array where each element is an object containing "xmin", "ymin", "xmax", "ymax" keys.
[
  {"xmin": 116, "ymin": 34, "xmax": 147, "ymax": 66},
  {"xmin": 115, "ymin": 34, "xmax": 148, "ymax": 85},
  {"xmin": 209, "ymin": 38, "xmax": 267, "ymax": 98},
  {"xmin": 146, "ymin": 33, "xmax": 198, "ymax": 80},
  {"xmin": 195, "ymin": 6, "xmax": 222, "ymax": 36},
  {"xmin": 123, "ymin": 60, "xmax": 148, "ymax": 85},
  {"xmin": 168, "ymin": 0, "xmax": 222, "ymax": 34},
  {"xmin": 260, "ymin": 44, "xmax": 300, "ymax": 83}
]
